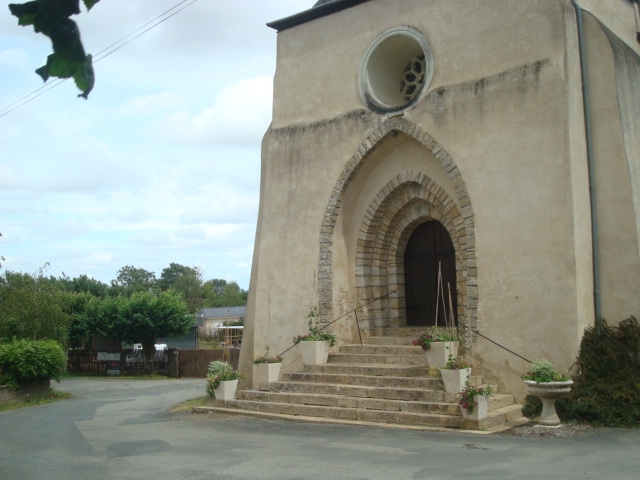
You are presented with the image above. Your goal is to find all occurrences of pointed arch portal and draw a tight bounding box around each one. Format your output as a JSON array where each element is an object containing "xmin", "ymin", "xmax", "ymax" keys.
[{"xmin": 317, "ymin": 117, "xmax": 477, "ymax": 334}]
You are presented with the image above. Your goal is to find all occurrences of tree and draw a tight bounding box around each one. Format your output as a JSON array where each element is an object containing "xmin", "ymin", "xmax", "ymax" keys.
[
  {"xmin": 159, "ymin": 263, "xmax": 204, "ymax": 313},
  {"xmin": 202, "ymin": 279, "xmax": 247, "ymax": 307},
  {"xmin": 8, "ymin": 0, "xmax": 100, "ymax": 98},
  {"xmin": 58, "ymin": 273, "xmax": 110, "ymax": 298},
  {"xmin": 111, "ymin": 265, "xmax": 157, "ymax": 295},
  {"xmin": 0, "ymin": 268, "xmax": 72, "ymax": 346},
  {"xmin": 81, "ymin": 291, "xmax": 192, "ymax": 371}
]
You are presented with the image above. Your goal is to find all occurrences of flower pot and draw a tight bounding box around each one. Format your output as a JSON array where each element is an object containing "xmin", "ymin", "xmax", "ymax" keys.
[
  {"xmin": 254, "ymin": 362, "xmax": 282, "ymax": 389},
  {"xmin": 425, "ymin": 341, "xmax": 458, "ymax": 369},
  {"xmin": 300, "ymin": 340, "xmax": 330, "ymax": 365},
  {"xmin": 524, "ymin": 380, "xmax": 573, "ymax": 426},
  {"xmin": 214, "ymin": 379, "xmax": 238, "ymax": 401},
  {"xmin": 461, "ymin": 394, "xmax": 489, "ymax": 420},
  {"xmin": 441, "ymin": 367, "xmax": 471, "ymax": 393}
]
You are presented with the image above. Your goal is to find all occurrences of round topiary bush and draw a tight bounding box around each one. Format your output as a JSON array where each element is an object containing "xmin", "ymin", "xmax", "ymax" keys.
[{"xmin": 0, "ymin": 339, "xmax": 66, "ymax": 390}]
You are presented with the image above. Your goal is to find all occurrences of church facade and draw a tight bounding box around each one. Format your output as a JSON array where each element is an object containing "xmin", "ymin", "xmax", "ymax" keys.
[{"xmin": 239, "ymin": 0, "xmax": 640, "ymax": 399}]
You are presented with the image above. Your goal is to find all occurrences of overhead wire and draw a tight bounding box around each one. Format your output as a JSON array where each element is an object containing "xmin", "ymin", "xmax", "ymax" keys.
[{"xmin": 0, "ymin": 0, "xmax": 200, "ymax": 118}]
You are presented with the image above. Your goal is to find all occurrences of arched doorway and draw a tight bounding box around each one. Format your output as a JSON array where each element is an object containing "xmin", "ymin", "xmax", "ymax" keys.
[{"xmin": 404, "ymin": 221, "xmax": 457, "ymax": 326}]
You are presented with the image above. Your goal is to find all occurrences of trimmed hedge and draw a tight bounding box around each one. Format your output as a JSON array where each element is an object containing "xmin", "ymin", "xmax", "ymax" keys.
[
  {"xmin": 557, "ymin": 316, "xmax": 640, "ymax": 427},
  {"xmin": 0, "ymin": 339, "xmax": 66, "ymax": 390}
]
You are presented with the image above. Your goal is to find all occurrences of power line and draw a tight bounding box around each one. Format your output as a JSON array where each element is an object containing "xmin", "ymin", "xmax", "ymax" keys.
[{"xmin": 0, "ymin": 0, "xmax": 200, "ymax": 118}]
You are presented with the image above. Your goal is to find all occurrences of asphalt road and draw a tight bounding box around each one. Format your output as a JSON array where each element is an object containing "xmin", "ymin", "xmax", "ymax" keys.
[{"xmin": 0, "ymin": 378, "xmax": 639, "ymax": 480}]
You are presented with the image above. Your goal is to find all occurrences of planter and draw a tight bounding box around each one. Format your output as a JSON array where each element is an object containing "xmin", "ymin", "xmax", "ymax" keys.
[
  {"xmin": 425, "ymin": 341, "xmax": 458, "ymax": 369},
  {"xmin": 213, "ymin": 379, "xmax": 238, "ymax": 401},
  {"xmin": 254, "ymin": 362, "xmax": 282, "ymax": 389},
  {"xmin": 299, "ymin": 340, "xmax": 330, "ymax": 365},
  {"xmin": 461, "ymin": 394, "xmax": 489, "ymax": 421},
  {"xmin": 524, "ymin": 380, "xmax": 573, "ymax": 426},
  {"xmin": 441, "ymin": 368, "xmax": 471, "ymax": 393}
]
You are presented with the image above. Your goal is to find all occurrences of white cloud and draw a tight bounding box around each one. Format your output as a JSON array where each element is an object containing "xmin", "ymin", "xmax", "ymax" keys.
[{"xmin": 0, "ymin": 0, "xmax": 313, "ymax": 289}]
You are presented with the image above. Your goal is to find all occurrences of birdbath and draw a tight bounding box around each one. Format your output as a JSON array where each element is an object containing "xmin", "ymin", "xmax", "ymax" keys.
[{"xmin": 523, "ymin": 380, "xmax": 573, "ymax": 426}]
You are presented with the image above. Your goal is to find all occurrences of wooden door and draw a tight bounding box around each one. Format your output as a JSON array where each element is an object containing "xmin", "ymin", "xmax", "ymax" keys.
[{"xmin": 404, "ymin": 221, "xmax": 457, "ymax": 326}]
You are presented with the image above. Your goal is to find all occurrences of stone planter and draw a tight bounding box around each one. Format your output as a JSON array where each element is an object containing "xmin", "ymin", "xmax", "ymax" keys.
[
  {"xmin": 440, "ymin": 367, "xmax": 471, "ymax": 393},
  {"xmin": 254, "ymin": 362, "xmax": 282, "ymax": 389},
  {"xmin": 299, "ymin": 340, "xmax": 330, "ymax": 366},
  {"xmin": 524, "ymin": 380, "xmax": 573, "ymax": 426},
  {"xmin": 461, "ymin": 394, "xmax": 490, "ymax": 421},
  {"xmin": 425, "ymin": 341, "xmax": 458, "ymax": 369},
  {"xmin": 214, "ymin": 379, "xmax": 238, "ymax": 401}
]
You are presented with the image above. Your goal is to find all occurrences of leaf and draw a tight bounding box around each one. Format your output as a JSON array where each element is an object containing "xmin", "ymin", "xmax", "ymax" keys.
[
  {"xmin": 83, "ymin": 0, "xmax": 100, "ymax": 11},
  {"xmin": 74, "ymin": 54, "xmax": 94, "ymax": 99}
]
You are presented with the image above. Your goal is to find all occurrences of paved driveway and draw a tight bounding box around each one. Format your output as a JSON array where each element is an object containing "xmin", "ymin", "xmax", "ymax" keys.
[{"xmin": 1, "ymin": 378, "xmax": 639, "ymax": 479}]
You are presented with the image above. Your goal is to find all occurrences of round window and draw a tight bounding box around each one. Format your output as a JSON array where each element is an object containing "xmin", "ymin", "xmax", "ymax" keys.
[{"xmin": 359, "ymin": 26, "xmax": 434, "ymax": 113}]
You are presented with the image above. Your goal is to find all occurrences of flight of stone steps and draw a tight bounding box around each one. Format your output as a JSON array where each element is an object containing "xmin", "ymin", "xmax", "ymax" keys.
[{"xmin": 194, "ymin": 328, "xmax": 527, "ymax": 432}]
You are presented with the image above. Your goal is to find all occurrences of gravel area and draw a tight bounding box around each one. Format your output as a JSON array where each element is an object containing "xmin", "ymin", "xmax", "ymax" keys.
[{"xmin": 500, "ymin": 421, "xmax": 594, "ymax": 438}]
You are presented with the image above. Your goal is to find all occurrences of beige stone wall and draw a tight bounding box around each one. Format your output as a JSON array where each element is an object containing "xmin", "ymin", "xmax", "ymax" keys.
[{"xmin": 240, "ymin": 0, "xmax": 640, "ymax": 399}]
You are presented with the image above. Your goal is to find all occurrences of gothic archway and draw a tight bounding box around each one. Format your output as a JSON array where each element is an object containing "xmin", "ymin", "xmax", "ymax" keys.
[{"xmin": 317, "ymin": 118, "xmax": 477, "ymax": 333}]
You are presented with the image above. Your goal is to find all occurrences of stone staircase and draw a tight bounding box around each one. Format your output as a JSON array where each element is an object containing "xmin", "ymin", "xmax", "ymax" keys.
[{"xmin": 194, "ymin": 329, "xmax": 527, "ymax": 432}]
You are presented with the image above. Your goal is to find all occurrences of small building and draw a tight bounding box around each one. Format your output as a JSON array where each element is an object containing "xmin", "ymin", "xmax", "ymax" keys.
[{"xmin": 196, "ymin": 306, "xmax": 246, "ymax": 335}]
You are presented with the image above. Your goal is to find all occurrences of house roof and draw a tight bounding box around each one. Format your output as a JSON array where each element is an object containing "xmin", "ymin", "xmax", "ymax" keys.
[
  {"xmin": 267, "ymin": 0, "xmax": 371, "ymax": 32},
  {"xmin": 197, "ymin": 306, "xmax": 246, "ymax": 320}
]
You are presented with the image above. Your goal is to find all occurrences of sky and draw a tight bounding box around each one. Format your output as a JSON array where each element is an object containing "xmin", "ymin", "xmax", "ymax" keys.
[{"xmin": 0, "ymin": 0, "xmax": 313, "ymax": 289}]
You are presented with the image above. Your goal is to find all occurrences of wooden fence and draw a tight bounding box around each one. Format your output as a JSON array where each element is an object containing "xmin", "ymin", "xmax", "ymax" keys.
[{"xmin": 67, "ymin": 348, "xmax": 239, "ymax": 378}]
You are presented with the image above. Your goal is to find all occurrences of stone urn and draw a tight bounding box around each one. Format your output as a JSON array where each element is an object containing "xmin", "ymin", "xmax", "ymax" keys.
[
  {"xmin": 524, "ymin": 380, "xmax": 573, "ymax": 426},
  {"xmin": 425, "ymin": 341, "xmax": 458, "ymax": 369}
]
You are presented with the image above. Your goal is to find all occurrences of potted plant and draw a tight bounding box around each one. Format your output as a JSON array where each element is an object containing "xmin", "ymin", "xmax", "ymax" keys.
[
  {"xmin": 253, "ymin": 347, "xmax": 283, "ymax": 388},
  {"xmin": 457, "ymin": 380, "xmax": 493, "ymax": 420},
  {"xmin": 413, "ymin": 327, "xmax": 463, "ymax": 368},
  {"xmin": 293, "ymin": 306, "xmax": 336, "ymax": 365},
  {"xmin": 440, "ymin": 356, "xmax": 471, "ymax": 393},
  {"xmin": 522, "ymin": 359, "xmax": 573, "ymax": 426},
  {"xmin": 206, "ymin": 361, "xmax": 244, "ymax": 400}
]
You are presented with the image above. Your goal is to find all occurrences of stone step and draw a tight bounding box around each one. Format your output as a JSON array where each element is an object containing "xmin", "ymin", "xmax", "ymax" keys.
[
  {"xmin": 339, "ymin": 344, "xmax": 425, "ymax": 357},
  {"xmin": 281, "ymin": 371, "xmax": 442, "ymax": 389},
  {"xmin": 202, "ymin": 332, "xmax": 523, "ymax": 432},
  {"xmin": 207, "ymin": 399, "xmax": 462, "ymax": 428},
  {"xmin": 236, "ymin": 390, "xmax": 462, "ymax": 415},
  {"xmin": 460, "ymin": 404, "xmax": 525, "ymax": 430},
  {"xmin": 305, "ymin": 363, "xmax": 431, "ymax": 377},
  {"xmin": 328, "ymin": 352, "xmax": 427, "ymax": 365},
  {"xmin": 269, "ymin": 380, "xmax": 446, "ymax": 402}
]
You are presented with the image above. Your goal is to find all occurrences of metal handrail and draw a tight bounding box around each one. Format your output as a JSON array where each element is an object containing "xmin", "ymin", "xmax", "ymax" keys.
[
  {"xmin": 276, "ymin": 291, "xmax": 397, "ymax": 358},
  {"xmin": 457, "ymin": 319, "xmax": 532, "ymax": 364}
]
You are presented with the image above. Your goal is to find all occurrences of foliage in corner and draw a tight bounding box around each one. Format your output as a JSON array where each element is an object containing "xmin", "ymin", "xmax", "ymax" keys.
[
  {"xmin": 253, "ymin": 346, "xmax": 282, "ymax": 364},
  {"xmin": 206, "ymin": 361, "xmax": 243, "ymax": 398},
  {"xmin": 293, "ymin": 306, "xmax": 336, "ymax": 347},
  {"xmin": 521, "ymin": 360, "xmax": 569, "ymax": 383},
  {"xmin": 557, "ymin": 316, "xmax": 640, "ymax": 427},
  {"xmin": 0, "ymin": 338, "xmax": 66, "ymax": 390},
  {"xmin": 413, "ymin": 327, "xmax": 462, "ymax": 351},
  {"xmin": 8, "ymin": 0, "xmax": 100, "ymax": 98},
  {"xmin": 456, "ymin": 380, "xmax": 493, "ymax": 414}
]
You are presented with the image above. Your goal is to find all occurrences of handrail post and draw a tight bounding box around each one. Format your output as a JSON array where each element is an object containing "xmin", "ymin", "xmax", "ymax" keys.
[{"xmin": 354, "ymin": 308, "xmax": 362, "ymax": 345}]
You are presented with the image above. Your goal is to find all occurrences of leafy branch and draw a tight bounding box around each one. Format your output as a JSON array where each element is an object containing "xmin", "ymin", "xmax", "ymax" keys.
[{"xmin": 8, "ymin": 0, "xmax": 101, "ymax": 98}]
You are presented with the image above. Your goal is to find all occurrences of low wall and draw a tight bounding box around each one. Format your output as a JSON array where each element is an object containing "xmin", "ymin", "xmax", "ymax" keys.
[
  {"xmin": 0, "ymin": 379, "xmax": 51, "ymax": 406},
  {"xmin": 66, "ymin": 348, "xmax": 240, "ymax": 378},
  {"xmin": 177, "ymin": 348, "xmax": 240, "ymax": 377}
]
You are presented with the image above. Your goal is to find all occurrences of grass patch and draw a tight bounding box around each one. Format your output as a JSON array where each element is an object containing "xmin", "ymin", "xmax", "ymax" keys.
[
  {"xmin": 0, "ymin": 389, "xmax": 71, "ymax": 412},
  {"xmin": 169, "ymin": 396, "xmax": 211, "ymax": 413}
]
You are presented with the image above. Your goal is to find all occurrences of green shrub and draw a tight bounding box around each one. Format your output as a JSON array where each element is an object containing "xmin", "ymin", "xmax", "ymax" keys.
[
  {"xmin": 0, "ymin": 339, "xmax": 66, "ymax": 390},
  {"xmin": 206, "ymin": 361, "xmax": 243, "ymax": 398},
  {"xmin": 558, "ymin": 316, "xmax": 640, "ymax": 427}
]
